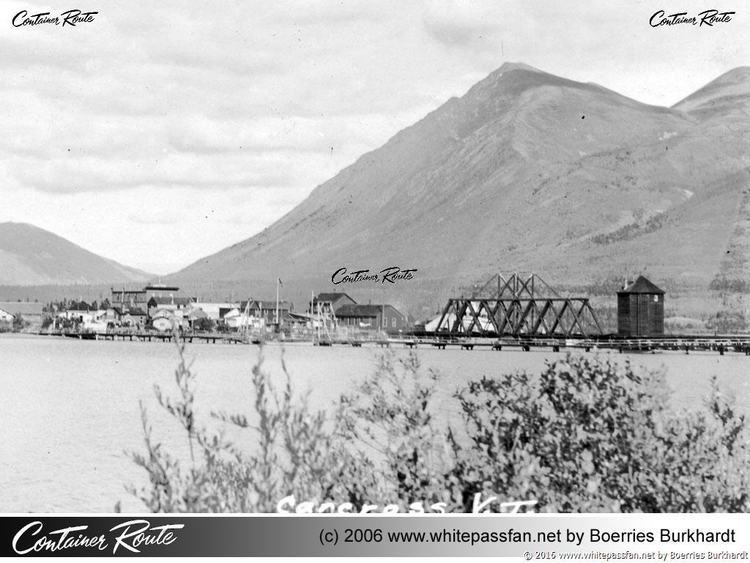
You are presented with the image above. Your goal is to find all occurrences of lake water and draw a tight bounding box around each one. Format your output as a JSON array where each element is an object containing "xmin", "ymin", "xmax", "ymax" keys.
[{"xmin": 2, "ymin": 333, "xmax": 750, "ymax": 513}]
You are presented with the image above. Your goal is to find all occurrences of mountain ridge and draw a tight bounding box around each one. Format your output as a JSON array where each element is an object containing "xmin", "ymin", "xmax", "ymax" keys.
[
  {"xmin": 0, "ymin": 222, "xmax": 153, "ymax": 286},
  {"xmin": 159, "ymin": 63, "xmax": 750, "ymax": 317}
]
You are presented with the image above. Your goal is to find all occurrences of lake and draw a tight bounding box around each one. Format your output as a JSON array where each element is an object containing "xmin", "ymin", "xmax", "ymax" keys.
[{"xmin": 2, "ymin": 334, "xmax": 749, "ymax": 513}]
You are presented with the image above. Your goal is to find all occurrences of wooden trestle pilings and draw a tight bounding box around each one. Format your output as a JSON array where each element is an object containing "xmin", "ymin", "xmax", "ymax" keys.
[
  {"xmin": 37, "ymin": 329, "xmax": 750, "ymax": 355},
  {"xmin": 43, "ymin": 329, "xmax": 246, "ymax": 344}
]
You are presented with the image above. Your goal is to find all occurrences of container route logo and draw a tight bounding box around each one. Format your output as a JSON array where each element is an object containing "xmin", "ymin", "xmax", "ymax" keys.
[
  {"xmin": 12, "ymin": 9, "xmax": 98, "ymax": 27},
  {"xmin": 649, "ymin": 9, "xmax": 734, "ymax": 27},
  {"xmin": 12, "ymin": 519, "xmax": 183, "ymax": 555},
  {"xmin": 331, "ymin": 266, "xmax": 418, "ymax": 285}
]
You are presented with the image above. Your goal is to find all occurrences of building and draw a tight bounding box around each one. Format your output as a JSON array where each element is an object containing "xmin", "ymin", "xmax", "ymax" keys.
[
  {"xmin": 0, "ymin": 308, "xmax": 14, "ymax": 323},
  {"xmin": 144, "ymin": 284, "xmax": 181, "ymax": 296},
  {"xmin": 617, "ymin": 276, "xmax": 665, "ymax": 337},
  {"xmin": 147, "ymin": 296, "xmax": 194, "ymax": 316},
  {"xmin": 308, "ymin": 293, "xmax": 357, "ymax": 314},
  {"xmin": 0, "ymin": 301, "xmax": 43, "ymax": 324},
  {"xmin": 112, "ymin": 285, "xmax": 183, "ymax": 312},
  {"xmin": 151, "ymin": 308, "xmax": 187, "ymax": 332},
  {"xmin": 114, "ymin": 307, "xmax": 148, "ymax": 327},
  {"xmin": 239, "ymin": 299, "xmax": 292, "ymax": 325},
  {"xmin": 189, "ymin": 302, "xmax": 240, "ymax": 321},
  {"xmin": 111, "ymin": 288, "xmax": 149, "ymax": 311},
  {"xmin": 335, "ymin": 304, "xmax": 409, "ymax": 333}
]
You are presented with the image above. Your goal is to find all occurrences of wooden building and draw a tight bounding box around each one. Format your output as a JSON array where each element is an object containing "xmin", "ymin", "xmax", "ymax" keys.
[
  {"xmin": 111, "ymin": 288, "xmax": 148, "ymax": 311},
  {"xmin": 147, "ymin": 296, "xmax": 194, "ymax": 317},
  {"xmin": 308, "ymin": 293, "xmax": 357, "ymax": 314},
  {"xmin": 0, "ymin": 301, "xmax": 43, "ymax": 324},
  {"xmin": 617, "ymin": 276, "xmax": 665, "ymax": 337},
  {"xmin": 112, "ymin": 285, "xmax": 182, "ymax": 314},
  {"xmin": 335, "ymin": 304, "xmax": 409, "ymax": 333},
  {"xmin": 239, "ymin": 299, "xmax": 292, "ymax": 324}
]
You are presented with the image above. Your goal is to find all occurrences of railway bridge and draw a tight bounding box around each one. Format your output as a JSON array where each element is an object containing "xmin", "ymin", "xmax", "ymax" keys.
[{"xmin": 433, "ymin": 273, "xmax": 603, "ymax": 338}]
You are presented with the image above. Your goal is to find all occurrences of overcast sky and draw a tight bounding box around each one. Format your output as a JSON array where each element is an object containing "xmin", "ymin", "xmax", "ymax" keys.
[{"xmin": 1, "ymin": 0, "xmax": 746, "ymax": 274}]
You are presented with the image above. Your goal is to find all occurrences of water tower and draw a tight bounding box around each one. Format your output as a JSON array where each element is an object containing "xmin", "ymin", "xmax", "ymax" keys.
[{"xmin": 617, "ymin": 276, "xmax": 665, "ymax": 337}]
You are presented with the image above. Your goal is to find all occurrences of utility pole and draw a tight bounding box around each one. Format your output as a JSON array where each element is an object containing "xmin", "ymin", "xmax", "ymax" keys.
[{"xmin": 275, "ymin": 278, "xmax": 281, "ymax": 326}]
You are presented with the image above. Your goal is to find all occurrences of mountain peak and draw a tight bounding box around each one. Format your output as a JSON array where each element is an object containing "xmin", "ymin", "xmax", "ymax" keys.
[
  {"xmin": 171, "ymin": 64, "xmax": 749, "ymax": 323},
  {"xmin": 496, "ymin": 61, "xmax": 542, "ymax": 74}
]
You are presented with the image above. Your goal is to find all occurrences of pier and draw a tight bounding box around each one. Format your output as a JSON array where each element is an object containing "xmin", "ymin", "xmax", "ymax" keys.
[
  {"xmin": 36, "ymin": 328, "xmax": 750, "ymax": 355},
  {"xmin": 44, "ymin": 328, "xmax": 246, "ymax": 344},
  {"xmin": 389, "ymin": 335, "xmax": 750, "ymax": 356}
]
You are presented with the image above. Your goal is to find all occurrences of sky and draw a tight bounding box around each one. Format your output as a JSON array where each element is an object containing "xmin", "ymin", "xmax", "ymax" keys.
[{"xmin": 1, "ymin": 0, "xmax": 747, "ymax": 274}]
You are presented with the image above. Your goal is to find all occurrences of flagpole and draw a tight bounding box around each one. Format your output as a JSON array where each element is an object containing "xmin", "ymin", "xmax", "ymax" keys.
[{"xmin": 275, "ymin": 278, "xmax": 280, "ymax": 325}]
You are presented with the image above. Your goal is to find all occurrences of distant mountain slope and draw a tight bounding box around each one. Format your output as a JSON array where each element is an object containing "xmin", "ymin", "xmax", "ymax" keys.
[
  {"xmin": 673, "ymin": 66, "xmax": 750, "ymax": 116},
  {"xmin": 169, "ymin": 63, "xmax": 750, "ymax": 315},
  {"xmin": 0, "ymin": 222, "xmax": 152, "ymax": 285}
]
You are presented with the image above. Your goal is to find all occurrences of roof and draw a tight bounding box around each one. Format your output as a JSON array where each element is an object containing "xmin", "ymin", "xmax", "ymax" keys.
[
  {"xmin": 148, "ymin": 296, "xmax": 194, "ymax": 306},
  {"xmin": 239, "ymin": 300, "xmax": 292, "ymax": 310},
  {"xmin": 152, "ymin": 309, "xmax": 177, "ymax": 319},
  {"xmin": 283, "ymin": 312, "xmax": 306, "ymax": 322},
  {"xmin": 125, "ymin": 307, "xmax": 147, "ymax": 316},
  {"xmin": 314, "ymin": 292, "xmax": 356, "ymax": 304},
  {"xmin": 0, "ymin": 302, "xmax": 43, "ymax": 315},
  {"xmin": 145, "ymin": 285, "xmax": 180, "ymax": 292},
  {"xmin": 336, "ymin": 304, "xmax": 386, "ymax": 318},
  {"xmin": 288, "ymin": 311, "xmax": 313, "ymax": 320},
  {"xmin": 618, "ymin": 276, "xmax": 665, "ymax": 295},
  {"xmin": 111, "ymin": 289, "xmax": 147, "ymax": 295}
]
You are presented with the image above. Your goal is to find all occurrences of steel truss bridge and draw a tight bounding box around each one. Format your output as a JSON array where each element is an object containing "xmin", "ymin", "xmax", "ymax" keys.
[{"xmin": 434, "ymin": 273, "xmax": 603, "ymax": 338}]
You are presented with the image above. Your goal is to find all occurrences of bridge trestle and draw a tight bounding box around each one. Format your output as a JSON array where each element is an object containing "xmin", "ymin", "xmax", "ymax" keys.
[{"xmin": 436, "ymin": 273, "xmax": 603, "ymax": 338}]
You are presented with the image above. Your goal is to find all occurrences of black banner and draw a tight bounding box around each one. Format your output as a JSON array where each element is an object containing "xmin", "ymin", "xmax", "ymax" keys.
[{"xmin": 1, "ymin": 515, "xmax": 747, "ymax": 558}]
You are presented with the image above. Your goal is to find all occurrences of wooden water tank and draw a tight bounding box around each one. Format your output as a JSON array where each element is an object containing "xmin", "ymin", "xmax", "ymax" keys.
[{"xmin": 617, "ymin": 276, "xmax": 665, "ymax": 337}]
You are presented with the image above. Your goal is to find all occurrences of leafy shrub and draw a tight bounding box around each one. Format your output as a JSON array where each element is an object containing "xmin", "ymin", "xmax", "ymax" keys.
[
  {"xmin": 129, "ymin": 340, "xmax": 354, "ymax": 512},
  {"xmin": 129, "ymin": 341, "xmax": 750, "ymax": 513},
  {"xmin": 449, "ymin": 355, "xmax": 750, "ymax": 512},
  {"xmin": 337, "ymin": 351, "xmax": 459, "ymax": 510}
]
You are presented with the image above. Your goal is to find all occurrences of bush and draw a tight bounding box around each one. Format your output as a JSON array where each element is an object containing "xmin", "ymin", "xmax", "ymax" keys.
[
  {"xmin": 337, "ymin": 351, "xmax": 458, "ymax": 510},
  {"xmin": 129, "ymin": 340, "xmax": 354, "ymax": 512},
  {"xmin": 449, "ymin": 354, "xmax": 750, "ymax": 512},
  {"xmin": 129, "ymin": 342, "xmax": 750, "ymax": 513},
  {"xmin": 12, "ymin": 316, "xmax": 27, "ymax": 331}
]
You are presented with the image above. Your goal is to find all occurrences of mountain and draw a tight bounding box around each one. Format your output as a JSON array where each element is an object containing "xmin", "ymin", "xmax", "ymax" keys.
[
  {"xmin": 0, "ymin": 222, "xmax": 152, "ymax": 286},
  {"xmin": 673, "ymin": 66, "xmax": 750, "ymax": 116},
  {"xmin": 170, "ymin": 63, "xmax": 750, "ymax": 319}
]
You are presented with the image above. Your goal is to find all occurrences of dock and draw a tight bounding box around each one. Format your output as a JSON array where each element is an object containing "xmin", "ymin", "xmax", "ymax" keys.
[
  {"xmin": 43, "ymin": 328, "xmax": 246, "ymax": 344},
  {"xmin": 35, "ymin": 329, "xmax": 750, "ymax": 356}
]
